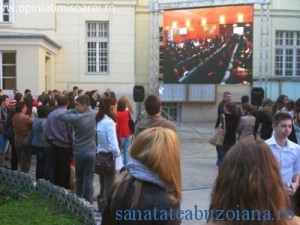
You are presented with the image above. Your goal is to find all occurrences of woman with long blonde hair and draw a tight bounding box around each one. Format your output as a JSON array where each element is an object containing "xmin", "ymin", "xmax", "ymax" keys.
[
  {"xmin": 209, "ymin": 138, "xmax": 300, "ymax": 225},
  {"xmin": 119, "ymin": 95, "xmax": 133, "ymax": 116},
  {"xmin": 102, "ymin": 127, "xmax": 182, "ymax": 225}
]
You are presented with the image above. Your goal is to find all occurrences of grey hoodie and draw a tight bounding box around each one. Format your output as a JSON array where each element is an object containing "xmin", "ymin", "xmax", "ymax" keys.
[
  {"xmin": 56, "ymin": 107, "xmax": 96, "ymax": 152},
  {"xmin": 134, "ymin": 114, "xmax": 176, "ymax": 137}
]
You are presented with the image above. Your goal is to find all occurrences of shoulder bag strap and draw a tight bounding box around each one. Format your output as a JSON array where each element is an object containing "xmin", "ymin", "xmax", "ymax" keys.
[
  {"xmin": 222, "ymin": 114, "xmax": 226, "ymax": 131},
  {"xmin": 95, "ymin": 123, "xmax": 98, "ymax": 147},
  {"xmin": 128, "ymin": 110, "xmax": 131, "ymax": 120}
]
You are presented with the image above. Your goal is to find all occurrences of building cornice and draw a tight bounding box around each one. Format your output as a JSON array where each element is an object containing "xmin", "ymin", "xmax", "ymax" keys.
[{"xmin": 0, "ymin": 32, "xmax": 61, "ymax": 54}]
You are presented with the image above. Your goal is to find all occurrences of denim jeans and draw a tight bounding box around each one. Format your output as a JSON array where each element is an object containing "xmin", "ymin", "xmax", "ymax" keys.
[
  {"xmin": 74, "ymin": 151, "xmax": 96, "ymax": 204},
  {"xmin": 0, "ymin": 134, "xmax": 7, "ymax": 154},
  {"xmin": 32, "ymin": 146, "xmax": 46, "ymax": 180},
  {"xmin": 120, "ymin": 136, "xmax": 131, "ymax": 167},
  {"xmin": 216, "ymin": 145, "xmax": 231, "ymax": 168}
]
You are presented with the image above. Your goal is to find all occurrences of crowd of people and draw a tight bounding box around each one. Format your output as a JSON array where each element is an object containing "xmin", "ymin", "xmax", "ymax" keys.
[
  {"xmin": 215, "ymin": 91, "xmax": 300, "ymax": 166},
  {"xmin": 1, "ymin": 86, "xmax": 300, "ymax": 224},
  {"xmin": 0, "ymin": 87, "xmax": 135, "ymax": 205},
  {"xmin": 215, "ymin": 91, "xmax": 300, "ymax": 218}
]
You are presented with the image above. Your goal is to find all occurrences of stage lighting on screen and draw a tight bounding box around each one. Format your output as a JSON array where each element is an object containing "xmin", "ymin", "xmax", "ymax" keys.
[
  {"xmin": 163, "ymin": 5, "xmax": 253, "ymax": 85},
  {"xmin": 233, "ymin": 27, "xmax": 244, "ymax": 35}
]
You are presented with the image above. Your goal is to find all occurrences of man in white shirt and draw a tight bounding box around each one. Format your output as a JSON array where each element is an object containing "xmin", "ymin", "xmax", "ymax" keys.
[{"xmin": 265, "ymin": 112, "xmax": 300, "ymax": 194}]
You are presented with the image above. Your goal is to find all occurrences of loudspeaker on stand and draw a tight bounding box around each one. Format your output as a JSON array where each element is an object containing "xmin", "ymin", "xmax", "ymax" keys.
[{"xmin": 133, "ymin": 85, "xmax": 145, "ymax": 102}]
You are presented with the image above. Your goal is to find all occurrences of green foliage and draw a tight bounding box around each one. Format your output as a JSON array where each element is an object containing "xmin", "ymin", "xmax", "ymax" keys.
[{"xmin": 0, "ymin": 184, "xmax": 82, "ymax": 225}]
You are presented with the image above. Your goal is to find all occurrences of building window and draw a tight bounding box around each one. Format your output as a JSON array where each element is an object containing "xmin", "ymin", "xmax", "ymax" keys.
[
  {"xmin": 0, "ymin": 52, "xmax": 16, "ymax": 90},
  {"xmin": 0, "ymin": 0, "xmax": 13, "ymax": 23},
  {"xmin": 86, "ymin": 22, "xmax": 109, "ymax": 73},
  {"xmin": 275, "ymin": 31, "xmax": 300, "ymax": 77},
  {"xmin": 162, "ymin": 103, "xmax": 181, "ymax": 122}
]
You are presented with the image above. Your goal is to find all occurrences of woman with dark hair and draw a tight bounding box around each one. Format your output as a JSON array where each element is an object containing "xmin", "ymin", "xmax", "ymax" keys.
[
  {"xmin": 102, "ymin": 127, "xmax": 181, "ymax": 225},
  {"xmin": 255, "ymin": 98, "xmax": 273, "ymax": 140},
  {"xmin": 215, "ymin": 102, "xmax": 239, "ymax": 167},
  {"xmin": 116, "ymin": 98, "xmax": 132, "ymax": 172},
  {"xmin": 67, "ymin": 92, "xmax": 76, "ymax": 109},
  {"xmin": 209, "ymin": 138, "xmax": 300, "ymax": 225},
  {"xmin": 96, "ymin": 96, "xmax": 122, "ymax": 211},
  {"xmin": 273, "ymin": 94, "xmax": 290, "ymax": 115},
  {"xmin": 24, "ymin": 94, "xmax": 37, "ymax": 118}
]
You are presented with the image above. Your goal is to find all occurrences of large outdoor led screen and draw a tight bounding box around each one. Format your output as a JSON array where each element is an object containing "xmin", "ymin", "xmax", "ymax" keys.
[{"xmin": 163, "ymin": 5, "xmax": 253, "ymax": 85}]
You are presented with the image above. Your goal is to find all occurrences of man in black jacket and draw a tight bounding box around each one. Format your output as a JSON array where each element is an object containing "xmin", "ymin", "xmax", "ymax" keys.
[
  {"xmin": 289, "ymin": 99, "xmax": 300, "ymax": 144},
  {"xmin": 217, "ymin": 91, "xmax": 232, "ymax": 116}
]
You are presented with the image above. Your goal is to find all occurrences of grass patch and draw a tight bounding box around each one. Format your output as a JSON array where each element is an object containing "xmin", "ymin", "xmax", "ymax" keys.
[{"xmin": 0, "ymin": 184, "xmax": 82, "ymax": 225}]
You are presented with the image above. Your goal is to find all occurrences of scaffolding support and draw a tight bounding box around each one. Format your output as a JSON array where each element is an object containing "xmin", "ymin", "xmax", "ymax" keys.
[
  {"xmin": 149, "ymin": 0, "xmax": 160, "ymax": 96},
  {"xmin": 259, "ymin": 3, "xmax": 270, "ymax": 97},
  {"xmin": 149, "ymin": 0, "xmax": 271, "ymax": 96}
]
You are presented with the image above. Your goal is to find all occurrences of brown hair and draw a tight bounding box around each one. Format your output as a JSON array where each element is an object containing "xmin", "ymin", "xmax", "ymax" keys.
[
  {"xmin": 242, "ymin": 103, "xmax": 253, "ymax": 114},
  {"xmin": 96, "ymin": 96, "xmax": 117, "ymax": 123},
  {"xmin": 262, "ymin": 98, "xmax": 273, "ymax": 120},
  {"xmin": 225, "ymin": 102, "xmax": 238, "ymax": 116},
  {"xmin": 145, "ymin": 95, "xmax": 162, "ymax": 116},
  {"xmin": 119, "ymin": 95, "xmax": 133, "ymax": 115},
  {"xmin": 272, "ymin": 112, "xmax": 292, "ymax": 126},
  {"xmin": 209, "ymin": 138, "xmax": 291, "ymax": 225}
]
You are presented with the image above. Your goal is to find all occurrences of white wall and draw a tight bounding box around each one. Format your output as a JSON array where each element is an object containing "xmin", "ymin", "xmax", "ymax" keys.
[{"xmin": 55, "ymin": 2, "xmax": 136, "ymax": 95}]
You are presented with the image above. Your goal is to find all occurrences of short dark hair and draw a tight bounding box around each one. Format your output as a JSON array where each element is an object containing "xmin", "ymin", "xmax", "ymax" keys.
[
  {"xmin": 57, "ymin": 95, "xmax": 69, "ymax": 107},
  {"xmin": 76, "ymin": 95, "xmax": 90, "ymax": 106},
  {"xmin": 0, "ymin": 95, "xmax": 9, "ymax": 104},
  {"xmin": 241, "ymin": 95, "xmax": 249, "ymax": 104},
  {"xmin": 272, "ymin": 112, "xmax": 292, "ymax": 126},
  {"xmin": 15, "ymin": 102, "xmax": 26, "ymax": 113},
  {"xmin": 37, "ymin": 105, "xmax": 48, "ymax": 118},
  {"xmin": 145, "ymin": 95, "xmax": 161, "ymax": 116},
  {"xmin": 24, "ymin": 89, "xmax": 31, "ymax": 96},
  {"xmin": 78, "ymin": 89, "xmax": 84, "ymax": 95}
]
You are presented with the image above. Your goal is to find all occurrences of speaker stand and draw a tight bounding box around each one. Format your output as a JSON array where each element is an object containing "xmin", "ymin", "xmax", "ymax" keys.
[{"xmin": 135, "ymin": 102, "xmax": 144, "ymax": 123}]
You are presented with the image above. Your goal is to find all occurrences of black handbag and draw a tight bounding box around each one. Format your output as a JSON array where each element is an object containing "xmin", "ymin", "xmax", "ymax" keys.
[
  {"xmin": 95, "ymin": 152, "xmax": 115, "ymax": 175},
  {"xmin": 128, "ymin": 111, "xmax": 135, "ymax": 134},
  {"xmin": 3, "ymin": 123, "xmax": 14, "ymax": 141}
]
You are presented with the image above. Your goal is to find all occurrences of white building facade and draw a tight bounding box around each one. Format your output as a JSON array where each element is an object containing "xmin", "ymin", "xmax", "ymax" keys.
[{"xmin": 0, "ymin": 0, "xmax": 136, "ymax": 97}]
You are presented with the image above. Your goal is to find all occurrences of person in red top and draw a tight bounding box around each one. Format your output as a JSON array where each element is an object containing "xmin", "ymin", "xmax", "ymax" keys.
[{"xmin": 116, "ymin": 98, "xmax": 132, "ymax": 172}]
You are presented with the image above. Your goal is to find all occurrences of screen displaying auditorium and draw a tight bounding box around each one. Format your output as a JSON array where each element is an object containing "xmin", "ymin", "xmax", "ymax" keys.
[{"xmin": 163, "ymin": 5, "xmax": 253, "ymax": 85}]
